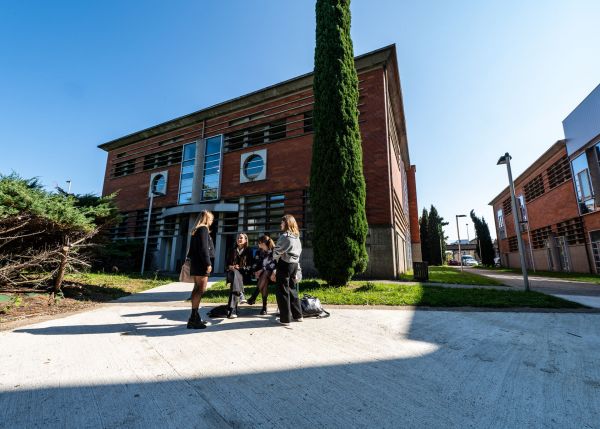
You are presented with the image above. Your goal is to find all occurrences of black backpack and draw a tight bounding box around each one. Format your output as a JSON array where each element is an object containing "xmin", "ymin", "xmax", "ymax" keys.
[
  {"xmin": 300, "ymin": 294, "xmax": 330, "ymax": 318},
  {"xmin": 207, "ymin": 305, "xmax": 230, "ymax": 318}
]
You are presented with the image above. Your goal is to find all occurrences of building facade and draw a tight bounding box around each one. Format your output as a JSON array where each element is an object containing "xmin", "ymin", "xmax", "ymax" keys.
[
  {"xmin": 489, "ymin": 83, "xmax": 600, "ymax": 273},
  {"xmin": 99, "ymin": 45, "xmax": 420, "ymax": 279}
]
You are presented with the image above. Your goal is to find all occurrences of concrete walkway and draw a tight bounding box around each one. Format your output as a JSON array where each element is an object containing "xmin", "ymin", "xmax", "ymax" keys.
[
  {"xmin": 466, "ymin": 268, "xmax": 600, "ymax": 308},
  {"xmin": 1, "ymin": 280, "xmax": 600, "ymax": 428}
]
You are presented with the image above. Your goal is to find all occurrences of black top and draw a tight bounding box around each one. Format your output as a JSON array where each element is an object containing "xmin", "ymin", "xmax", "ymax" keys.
[
  {"xmin": 188, "ymin": 226, "xmax": 215, "ymax": 268},
  {"xmin": 226, "ymin": 246, "xmax": 252, "ymax": 272}
]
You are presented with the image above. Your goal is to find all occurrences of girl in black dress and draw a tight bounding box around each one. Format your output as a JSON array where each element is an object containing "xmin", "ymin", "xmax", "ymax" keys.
[
  {"xmin": 225, "ymin": 233, "xmax": 252, "ymax": 318},
  {"xmin": 187, "ymin": 210, "xmax": 215, "ymax": 329},
  {"xmin": 247, "ymin": 235, "xmax": 276, "ymax": 315}
]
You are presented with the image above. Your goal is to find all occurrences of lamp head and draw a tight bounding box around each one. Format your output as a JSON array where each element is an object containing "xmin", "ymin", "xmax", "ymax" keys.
[
  {"xmin": 456, "ymin": 214, "xmax": 466, "ymax": 218},
  {"xmin": 497, "ymin": 153, "xmax": 512, "ymax": 165}
]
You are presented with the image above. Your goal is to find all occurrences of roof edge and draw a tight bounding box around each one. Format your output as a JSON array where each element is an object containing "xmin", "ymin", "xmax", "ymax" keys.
[
  {"xmin": 488, "ymin": 139, "xmax": 566, "ymax": 206},
  {"xmin": 98, "ymin": 44, "xmax": 396, "ymax": 152}
]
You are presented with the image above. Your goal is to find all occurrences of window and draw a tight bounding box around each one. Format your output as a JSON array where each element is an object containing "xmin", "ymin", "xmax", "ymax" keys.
[
  {"xmin": 572, "ymin": 152, "xmax": 594, "ymax": 214},
  {"xmin": 178, "ymin": 142, "xmax": 196, "ymax": 204},
  {"xmin": 223, "ymin": 119, "xmax": 287, "ymax": 151},
  {"xmin": 200, "ymin": 136, "xmax": 222, "ymax": 201},
  {"xmin": 242, "ymin": 194, "xmax": 285, "ymax": 236},
  {"xmin": 546, "ymin": 156, "xmax": 571, "ymax": 189},
  {"xmin": 143, "ymin": 146, "xmax": 183, "ymax": 171},
  {"xmin": 508, "ymin": 236, "xmax": 518, "ymax": 252},
  {"xmin": 497, "ymin": 209, "xmax": 506, "ymax": 239},
  {"xmin": 502, "ymin": 197, "xmax": 512, "ymax": 215},
  {"xmin": 518, "ymin": 195, "xmax": 527, "ymax": 221},
  {"xmin": 531, "ymin": 226, "xmax": 552, "ymax": 249},
  {"xmin": 556, "ymin": 217, "xmax": 585, "ymax": 245},
  {"xmin": 523, "ymin": 174, "xmax": 545, "ymax": 201},
  {"xmin": 114, "ymin": 159, "xmax": 136, "ymax": 177},
  {"xmin": 151, "ymin": 174, "xmax": 166, "ymax": 195},
  {"xmin": 240, "ymin": 149, "xmax": 267, "ymax": 183},
  {"xmin": 244, "ymin": 154, "xmax": 264, "ymax": 179},
  {"xmin": 303, "ymin": 111, "xmax": 314, "ymax": 133}
]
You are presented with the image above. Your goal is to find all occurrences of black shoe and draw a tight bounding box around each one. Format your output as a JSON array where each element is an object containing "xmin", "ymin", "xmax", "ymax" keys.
[
  {"xmin": 187, "ymin": 316, "xmax": 207, "ymax": 329},
  {"xmin": 260, "ymin": 308, "xmax": 267, "ymax": 315},
  {"xmin": 247, "ymin": 296, "xmax": 256, "ymax": 306}
]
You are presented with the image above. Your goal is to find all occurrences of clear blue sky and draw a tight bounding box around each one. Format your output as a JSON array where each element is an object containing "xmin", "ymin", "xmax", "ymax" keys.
[{"xmin": 2, "ymin": 0, "xmax": 599, "ymax": 241}]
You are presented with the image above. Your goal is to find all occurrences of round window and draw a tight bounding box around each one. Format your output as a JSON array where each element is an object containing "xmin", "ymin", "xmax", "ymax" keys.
[
  {"xmin": 151, "ymin": 174, "xmax": 166, "ymax": 195},
  {"xmin": 243, "ymin": 154, "xmax": 264, "ymax": 180}
]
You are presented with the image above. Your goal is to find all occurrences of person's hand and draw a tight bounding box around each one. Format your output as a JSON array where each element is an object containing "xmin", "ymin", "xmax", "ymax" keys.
[
  {"xmin": 234, "ymin": 264, "xmax": 240, "ymax": 269},
  {"xmin": 270, "ymin": 271, "xmax": 276, "ymax": 282},
  {"xmin": 255, "ymin": 269, "xmax": 263, "ymax": 279},
  {"xmin": 207, "ymin": 265, "xmax": 212, "ymax": 274}
]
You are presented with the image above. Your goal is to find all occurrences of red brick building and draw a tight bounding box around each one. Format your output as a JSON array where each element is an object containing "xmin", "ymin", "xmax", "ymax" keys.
[
  {"xmin": 490, "ymin": 83, "xmax": 600, "ymax": 273},
  {"xmin": 99, "ymin": 45, "xmax": 421, "ymax": 278}
]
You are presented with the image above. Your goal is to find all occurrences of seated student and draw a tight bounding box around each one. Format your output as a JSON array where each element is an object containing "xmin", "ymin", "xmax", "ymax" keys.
[
  {"xmin": 225, "ymin": 233, "xmax": 251, "ymax": 318},
  {"xmin": 247, "ymin": 235, "xmax": 276, "ymax": 315}
]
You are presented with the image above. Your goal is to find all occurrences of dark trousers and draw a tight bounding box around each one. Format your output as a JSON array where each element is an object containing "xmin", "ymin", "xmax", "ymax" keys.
[
  {"xmin": 275, "ymin": 260, "xmax": 302, "ymax": 323},
  {"xmin": 226, "ymin": 269, "xmax": 244, "ymax": 312}
]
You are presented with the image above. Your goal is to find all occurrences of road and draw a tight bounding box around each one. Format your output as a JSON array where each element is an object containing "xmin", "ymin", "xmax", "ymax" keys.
[
  {"xmin": 1, "ymin": 280, "xmax": 599, "ymax": 428},
  {"xmin": 465, "ymin": 267, "xmax": 600, "ymax": 308}
]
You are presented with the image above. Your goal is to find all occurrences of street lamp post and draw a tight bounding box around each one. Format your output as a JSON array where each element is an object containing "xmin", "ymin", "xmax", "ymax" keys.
[
  {"xmin": 456, "ymin": 214, "xmax": 466, "ymax": 272},
  {"xmin": 141, "ymin": 191, "xmax": 158, "ymax": 275},
  {"xmin": 497, "ymin": 152, "xmax": 530, "ymax": 291}
]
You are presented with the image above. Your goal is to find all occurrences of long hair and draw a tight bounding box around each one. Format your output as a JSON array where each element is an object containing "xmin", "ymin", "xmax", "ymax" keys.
[
  {"xmin": 192, "ymin": 210, "xmax": 214, "ymax": 235},
  {"xmin": 281, "ymin": 214, "xmax": 299, "ymax": 236},
  {"xmin": 258, "ymin": 234, "xmax": 275, "ymax": 251},
  {"xmin": 237, "ymin": 233, "xmax": 249, "ymax": 249}
]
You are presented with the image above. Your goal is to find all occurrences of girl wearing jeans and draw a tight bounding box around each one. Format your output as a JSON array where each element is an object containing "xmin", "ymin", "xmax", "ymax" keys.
[{"xmin": 273, "ymin": 215, "xmax": 303, "ymax": 326}]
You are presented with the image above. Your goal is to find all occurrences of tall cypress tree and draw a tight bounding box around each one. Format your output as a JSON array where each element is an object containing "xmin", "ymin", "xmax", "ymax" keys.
[
  {"xmin": 470, "ymin": 210, "xmax": 496, "ymax": 266},
  {"xmin": 428, "ymin": 205, "xmax": 442, "ymax": 265},
  {"xmin": 419, "ymin": 208, "xmax": 430, "ymax": 263},
  {"xmin": 310, "ymin": 0, "xmax": 368, "ymax": 285}
]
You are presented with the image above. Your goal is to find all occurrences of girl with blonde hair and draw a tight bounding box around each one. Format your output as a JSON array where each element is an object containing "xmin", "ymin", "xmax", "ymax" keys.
[
  {"xmin": 273, "ymin": 214, "xmax": 303, "ymax": 325},
  {"xmin": 187, "ymin": 210, "xmax": 215, "ymax": 329}
]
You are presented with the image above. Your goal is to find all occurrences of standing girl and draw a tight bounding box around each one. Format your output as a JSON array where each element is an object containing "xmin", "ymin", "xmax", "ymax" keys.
[
  {"xmin": 187, "ymin": 210, "xmax": 215, "ymax": 329},
  {"xmin": 273, "ymin": 215, "xmax": 303, "ymax": 325},
  {"xmin": 247, "ymin": 235, "xmax": 276, "ymax": 315}
]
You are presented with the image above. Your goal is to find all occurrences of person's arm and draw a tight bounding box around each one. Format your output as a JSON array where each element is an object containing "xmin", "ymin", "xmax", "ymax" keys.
[
  {"xmin": 198, "ymin": 227, "xmax": 212, "ymax": 267},
  {"xmin": 273, "ymin": 234, "xmax": 293, "ymax": 262}
]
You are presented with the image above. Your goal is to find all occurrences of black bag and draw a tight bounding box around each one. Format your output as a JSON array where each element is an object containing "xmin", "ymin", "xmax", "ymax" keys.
[
  {"xmin": 300, "ymin": 294, "xmax": 330, "ymax": 318},
  {"xmin": 208, "ymin": 305, "xmax": 230, "ymax": 318}
]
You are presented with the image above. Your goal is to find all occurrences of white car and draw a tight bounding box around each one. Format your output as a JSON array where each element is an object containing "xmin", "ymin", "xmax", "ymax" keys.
[{"xmin": 461, "ymin": 255, "xmax": 479, "ymax": 266}]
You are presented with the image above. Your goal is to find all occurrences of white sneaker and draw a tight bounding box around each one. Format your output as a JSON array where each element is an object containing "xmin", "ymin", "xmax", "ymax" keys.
[{"xmin": 293, "ymin": 317, "xmax": 304, "ymax": 322}]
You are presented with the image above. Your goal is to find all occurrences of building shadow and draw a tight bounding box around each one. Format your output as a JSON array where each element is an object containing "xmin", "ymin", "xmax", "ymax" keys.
[{"xmin": 5, "ymin": 306, "xmax": 600, "ymax": 428}]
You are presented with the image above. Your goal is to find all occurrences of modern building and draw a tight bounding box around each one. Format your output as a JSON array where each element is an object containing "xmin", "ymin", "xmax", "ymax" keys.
[
  {"xmin": 446, "ymin": 239, "xmax": 478, "ymax": 262},
  {"xmin": 489, "ymin": 83, "xmax": 600, "ymax": 273},
  {"xmin": 99, "ymin": 44, "xmax": 421, "ymax": 279}
]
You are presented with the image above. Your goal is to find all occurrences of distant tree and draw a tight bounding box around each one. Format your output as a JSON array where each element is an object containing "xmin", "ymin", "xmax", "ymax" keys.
[
  {"xmin": 426, "ymin": 205, "xmax": 449, "ymax": 266},
  {"xmin": 310, "ymin": 0, "xmax": 368, "ymax": 285},
  {"xmin": 419, "ymin": 208, "xmax": 430, "ymax": 263},
  {"xmin": 470, "ymin": 210, "xmax": 496, "ymax": 266}
]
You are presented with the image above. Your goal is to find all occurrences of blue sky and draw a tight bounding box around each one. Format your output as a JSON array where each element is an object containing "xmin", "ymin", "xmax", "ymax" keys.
[{"xmin": 1, "ymin": 0, "xmax": 599, "ymax": 241}]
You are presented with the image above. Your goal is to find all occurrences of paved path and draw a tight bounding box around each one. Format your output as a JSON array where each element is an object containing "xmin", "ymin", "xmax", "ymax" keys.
[
  {"xmin": 466, "ymin": 268, "xmax": 600, "ymax": 308},
  {"xmin": 1, "ymin": 281, "xmax": 600, "ymax": 428}
]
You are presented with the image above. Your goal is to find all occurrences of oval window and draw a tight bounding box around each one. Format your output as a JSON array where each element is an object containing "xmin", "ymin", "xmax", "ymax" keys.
[
  {"xmin": 151, "ymin": 174, "xmax": 166, "ymax": 195},
  {"xmin": 244, "ymin": 154, "xmax": 264, "ymax": 180}
]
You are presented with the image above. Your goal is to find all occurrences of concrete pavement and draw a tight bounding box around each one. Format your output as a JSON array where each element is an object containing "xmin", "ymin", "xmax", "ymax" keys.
[
  {"xmin": 466, "ymin": 268, "xmax": 600, "ymax": 308},
  {"xmin": 1, "ymin": 280, "xmax": 600, "ymax": 428}
]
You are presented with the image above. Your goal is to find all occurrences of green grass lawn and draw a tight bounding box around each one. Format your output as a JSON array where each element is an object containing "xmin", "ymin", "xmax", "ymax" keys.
[
  {"xmin": 474, "ymin": 266, "xmax": 600, "ymax": 284},
  {"xmin": 203, "ymin": 279, "xmax": 582, "ymax": 309},
  {"xmin": 398, "ymin": 266, "xmax": 504, "ymax": 286},
  {"xmin": 63, "ymin": 272, "xmax": 176, "ymax": 299}
]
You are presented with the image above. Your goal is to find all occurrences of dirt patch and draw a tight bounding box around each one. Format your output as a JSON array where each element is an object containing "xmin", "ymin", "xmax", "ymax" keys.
[{"xmin": 0, "ymin": 282, "xmax": 131, "ymax": 330}]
